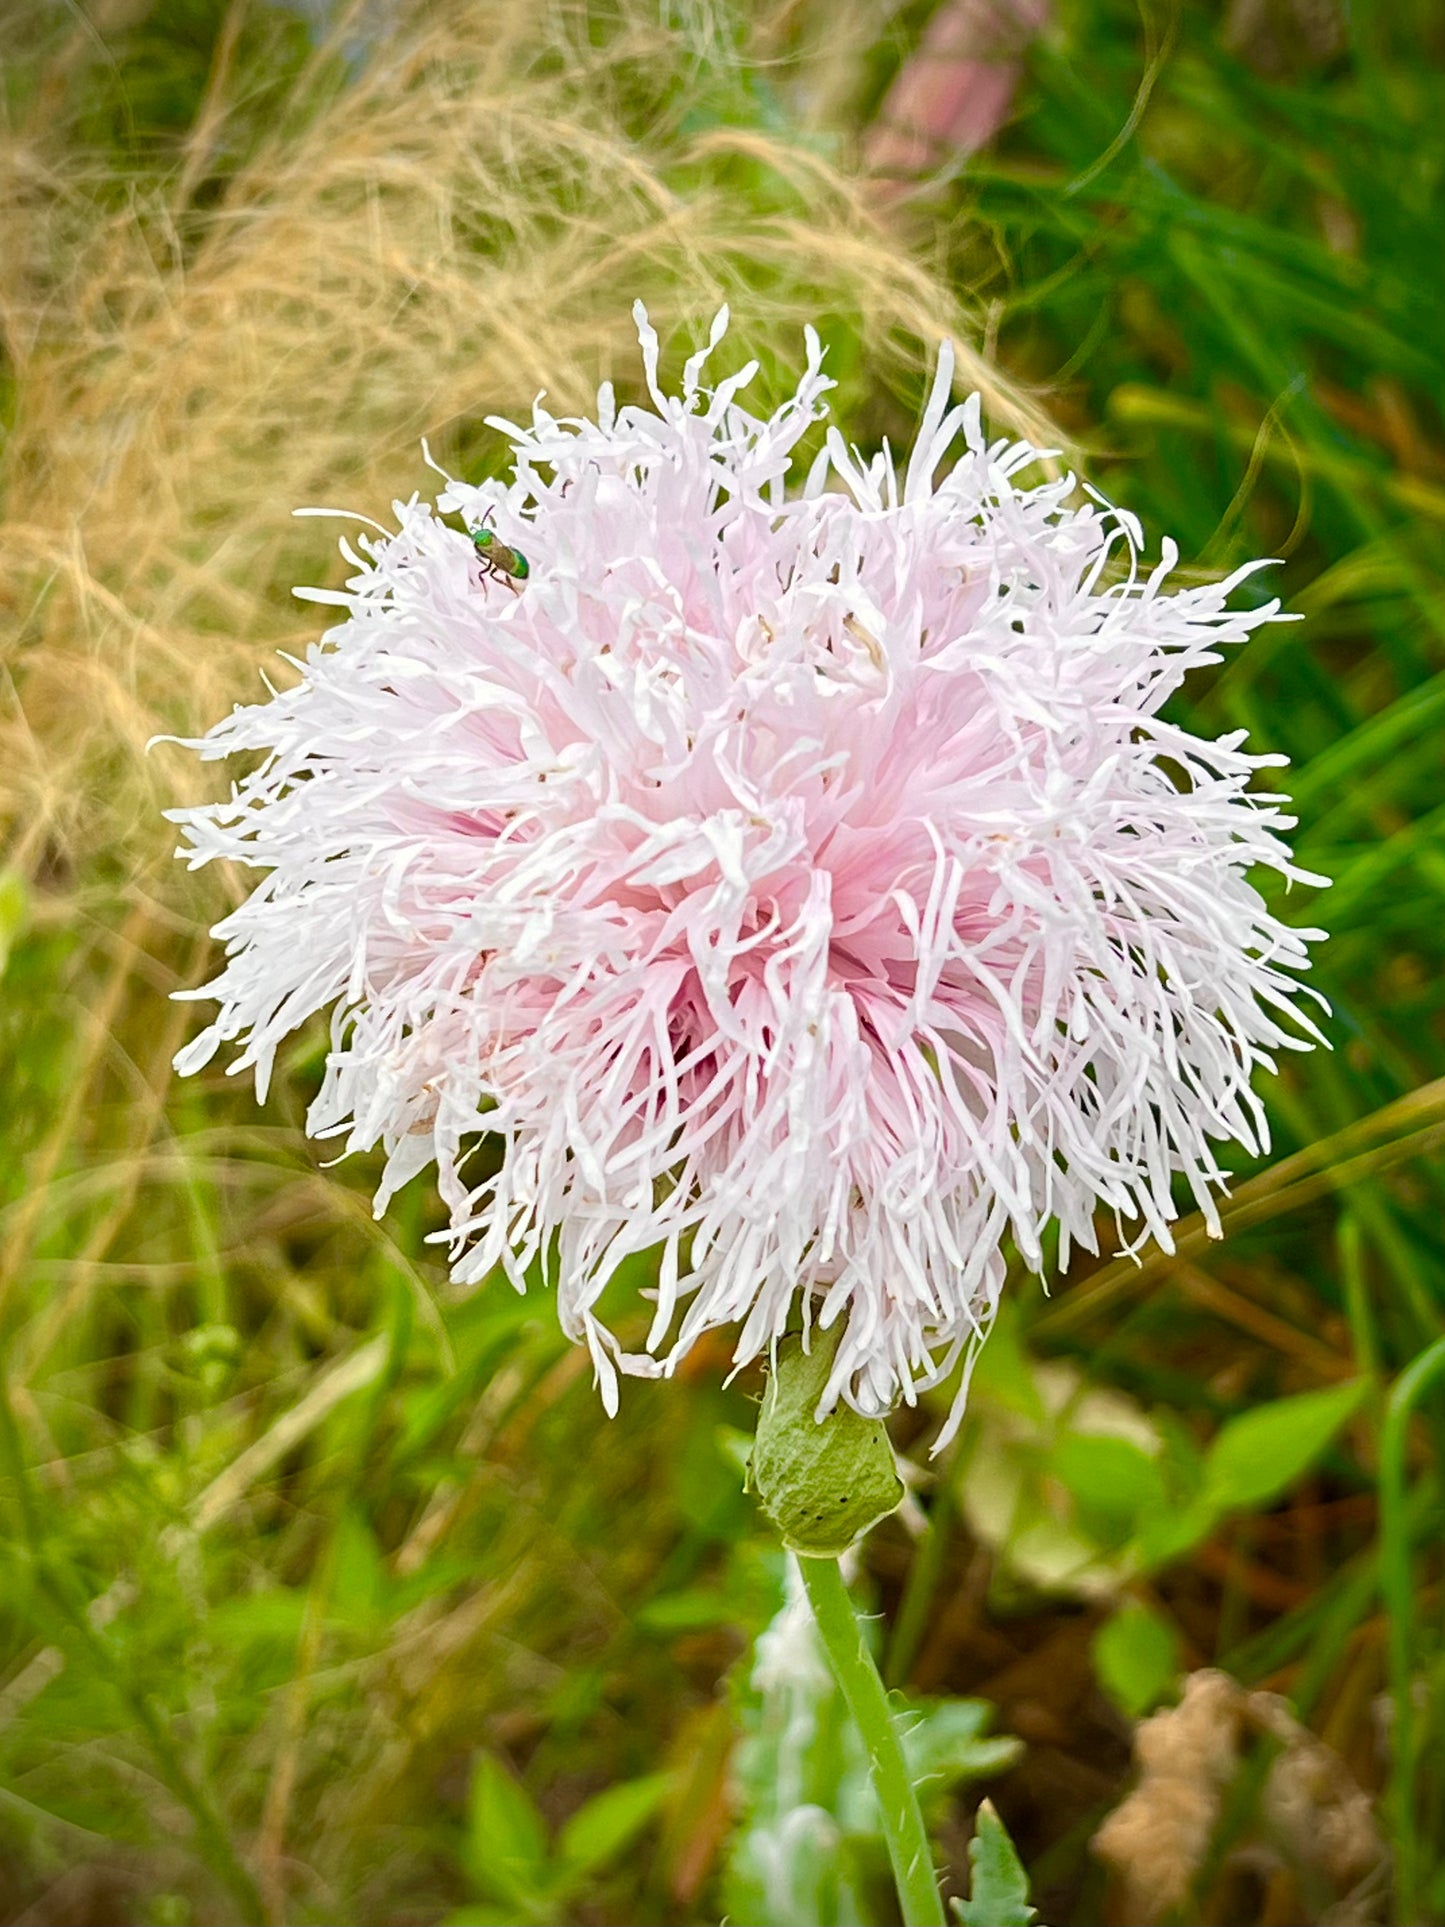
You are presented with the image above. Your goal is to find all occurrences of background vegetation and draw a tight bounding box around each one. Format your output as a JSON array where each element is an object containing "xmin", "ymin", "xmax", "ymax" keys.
[{"xmin": 2, "ymin": 2, "xmax": 1443, "ymax": 1922}]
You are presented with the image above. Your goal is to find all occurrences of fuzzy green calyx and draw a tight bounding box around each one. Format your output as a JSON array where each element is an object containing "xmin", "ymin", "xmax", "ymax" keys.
[{"xmin": 749, "ymin": 1324, "xmax": 904, "ymax": 1556}]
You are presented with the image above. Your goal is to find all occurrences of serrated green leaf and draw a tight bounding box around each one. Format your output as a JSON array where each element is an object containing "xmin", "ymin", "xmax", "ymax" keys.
[
  {"xmin": 463, "ymin": 1755, "xmax": 551, "ymax": 1910},
  {"xmin": 557, "ymin": 1772, "xmax": 668, "ymax": 1878},
  {"xmin": 1202, "ymin": 1379, "xmax": 1369, "ymax": 1513},
  {"xmin": 1092, "ymin": 1602, "xmax": 1180, "ymax": 1718},
  {"xmin": 953, "ymin": 1800, "xmax": 1038, "ymax": 1927}
]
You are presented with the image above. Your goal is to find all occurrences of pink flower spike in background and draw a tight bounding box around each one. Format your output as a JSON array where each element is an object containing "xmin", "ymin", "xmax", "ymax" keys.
[
  {"xmin": 865, "ymin": 0, "xmax": 1050, "ymax": 184},
  {"xmin": 169, "ymin": 306, "xmax": 1326, "ymax": 1440}
]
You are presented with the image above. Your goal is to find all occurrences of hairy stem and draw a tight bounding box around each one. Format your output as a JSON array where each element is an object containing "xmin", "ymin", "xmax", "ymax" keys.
[{"xmin": 798, "ymin": 1552, "xmax": 947, "ymax": 1927}]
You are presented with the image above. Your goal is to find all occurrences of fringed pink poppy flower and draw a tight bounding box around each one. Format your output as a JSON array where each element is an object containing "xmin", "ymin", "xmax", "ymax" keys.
[{"xmin": 170, "ymin": 307, "xmax": 1325, "ymax": 1436}]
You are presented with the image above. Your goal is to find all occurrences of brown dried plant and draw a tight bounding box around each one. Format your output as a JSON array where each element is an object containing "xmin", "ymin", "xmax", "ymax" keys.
[{"xmin": 1093, "ymin": 1669, "xmax": 1386, "ymax": 1926}]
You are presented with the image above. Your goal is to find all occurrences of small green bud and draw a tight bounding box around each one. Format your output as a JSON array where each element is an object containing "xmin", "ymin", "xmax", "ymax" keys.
[{"xmin": 749, "ymin": 1323, "xmax": 904, "ymax": 1556}]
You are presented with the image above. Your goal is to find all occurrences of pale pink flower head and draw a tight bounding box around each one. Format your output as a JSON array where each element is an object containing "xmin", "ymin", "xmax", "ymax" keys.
[{"xmin": 171, "ymin": 306, "xmax": 1324, "ymax": 1438}]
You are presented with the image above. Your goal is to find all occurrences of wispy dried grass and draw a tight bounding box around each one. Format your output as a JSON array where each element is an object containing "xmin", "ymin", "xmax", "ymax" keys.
[{"xmin": 0, "ymin": 0, "xmax": 1049, "ymax": 894}]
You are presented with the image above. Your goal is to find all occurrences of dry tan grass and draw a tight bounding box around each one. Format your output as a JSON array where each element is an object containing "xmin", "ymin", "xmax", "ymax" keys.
[{"xmin": 0, "ymin": 0, "xmax": 1053, "ymax": 899}]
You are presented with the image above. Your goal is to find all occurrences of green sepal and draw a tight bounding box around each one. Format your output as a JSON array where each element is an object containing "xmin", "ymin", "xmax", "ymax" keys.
[{"xmin": 748, "ymin": 1323, "xmax": 903, "ymax": 1556}]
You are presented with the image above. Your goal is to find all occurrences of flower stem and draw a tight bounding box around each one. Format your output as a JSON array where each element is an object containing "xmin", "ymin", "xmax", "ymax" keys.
[{"xmin": 797, "ymin": 1552, "xmax": 947, "ymax": 1927}]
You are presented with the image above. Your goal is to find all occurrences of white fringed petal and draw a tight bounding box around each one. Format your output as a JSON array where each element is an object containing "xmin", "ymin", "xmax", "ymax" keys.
[{"xmin": 170, "ymin": 312, "xmax": 1326, "ymax": 1435}]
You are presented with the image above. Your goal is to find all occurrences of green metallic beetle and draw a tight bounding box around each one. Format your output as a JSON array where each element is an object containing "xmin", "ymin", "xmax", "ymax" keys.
[{"xmin": 466, "ymin": 509, "xmax": 530, "ymax": 589}]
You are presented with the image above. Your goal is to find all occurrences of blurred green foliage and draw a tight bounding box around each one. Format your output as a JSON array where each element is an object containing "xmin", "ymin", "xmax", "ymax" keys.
[
  {"xmin": 2, "ymin": 2, "xmax": 1445, "ymax": 1924},
  {"xmin": 723, "ymin": 1566, "xmax": 1019, "ymax": 1926}
]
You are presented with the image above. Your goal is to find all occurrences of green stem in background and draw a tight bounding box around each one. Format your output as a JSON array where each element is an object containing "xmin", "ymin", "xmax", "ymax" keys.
[
  {"xmin": 1379, "ymin": 1331, "xmax": 1445, "ymax": 1927},
  {"xmin": 798, "ymin": 1554, "xmax": 947, "ymax": 1927},
  {"xmin": 1336, "ymin": 1212, "xmax": 1380, "ymax": 1387},
  {"xmin": 886, "ymin": 1468, "xmax": 956, "ymax": 1688}
]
